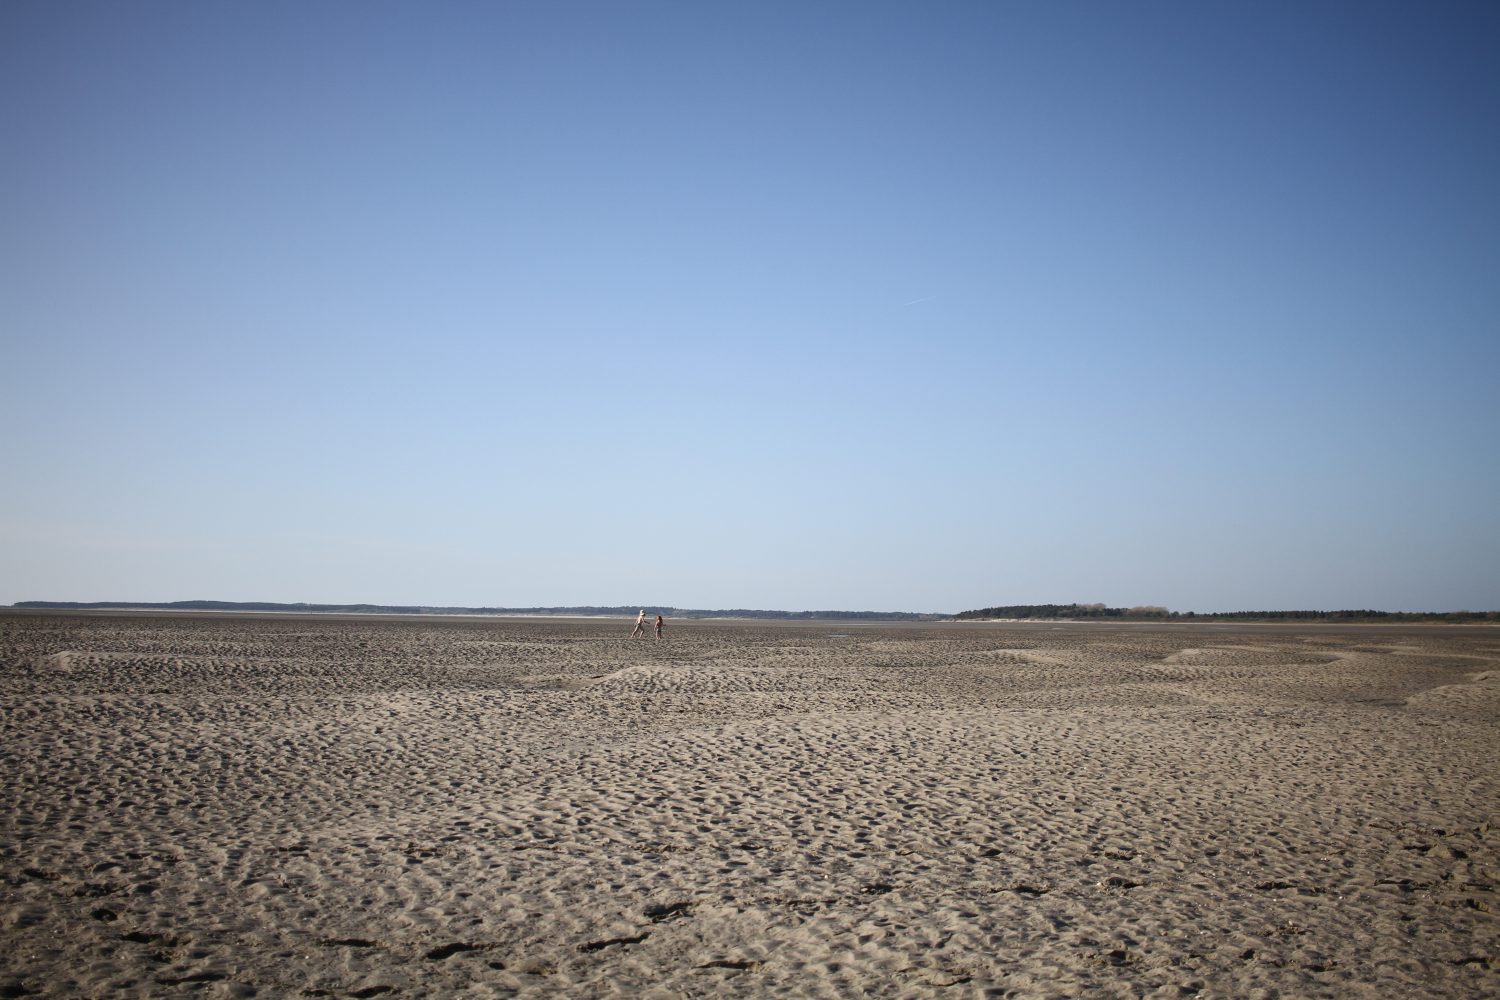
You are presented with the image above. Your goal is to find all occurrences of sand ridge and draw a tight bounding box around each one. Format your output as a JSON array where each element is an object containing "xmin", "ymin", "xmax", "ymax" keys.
[{"xmin": 1, "ymin": 614, "xmax": 1497, "ymax": 997}]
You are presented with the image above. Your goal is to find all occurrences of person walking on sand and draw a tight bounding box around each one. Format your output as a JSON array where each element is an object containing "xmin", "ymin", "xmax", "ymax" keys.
[
  {"xmin": 654, "ymin": 614, "xmax": 665, "ymax": 641},
  {"xmin": 631, "ymin": 609, "xmax": 648, "ymax": 639}
]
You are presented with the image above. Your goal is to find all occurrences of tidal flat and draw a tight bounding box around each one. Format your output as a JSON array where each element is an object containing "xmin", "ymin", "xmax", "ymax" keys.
[{"xmin": 2, "ymin": 612, "xmax": 1496, "ymax": 998}]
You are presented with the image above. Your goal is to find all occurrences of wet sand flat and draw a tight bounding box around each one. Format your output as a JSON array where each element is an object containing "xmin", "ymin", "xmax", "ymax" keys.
[{"xmin": 1, "ymin": 612, "xmax": 1497, "ymax": 998}]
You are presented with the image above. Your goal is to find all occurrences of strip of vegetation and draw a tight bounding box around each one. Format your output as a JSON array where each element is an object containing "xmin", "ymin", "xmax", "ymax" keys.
[{"xmin": 951, "ymin": 603, "xmax": 1498, "ymax": 623}]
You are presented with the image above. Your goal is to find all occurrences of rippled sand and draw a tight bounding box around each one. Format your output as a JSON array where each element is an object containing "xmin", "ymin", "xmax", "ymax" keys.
[{"xmin": 2, "ymin": 613, "xmax": 1497, "ymax": 998}]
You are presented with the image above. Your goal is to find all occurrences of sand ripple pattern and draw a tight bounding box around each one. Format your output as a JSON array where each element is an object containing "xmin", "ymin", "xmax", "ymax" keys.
[{"xmin": 1, "ymin": 615, "xmax": 1497, "ymax": 998}]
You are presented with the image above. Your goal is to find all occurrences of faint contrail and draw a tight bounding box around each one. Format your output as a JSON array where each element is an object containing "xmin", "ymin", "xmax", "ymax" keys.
[{"xmin": 901, "ymin": 296, "xmax": 932, "ymax": 306}]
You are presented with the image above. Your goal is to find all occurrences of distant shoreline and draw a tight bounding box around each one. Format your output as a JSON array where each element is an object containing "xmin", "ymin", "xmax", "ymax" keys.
[
  {"xmin": 5, "ymin": 601, "xmax": 1496, "ymax": 627},
  {"xmin": 5, "ymin": 601, "xmax": 946, "ymax": 622}
]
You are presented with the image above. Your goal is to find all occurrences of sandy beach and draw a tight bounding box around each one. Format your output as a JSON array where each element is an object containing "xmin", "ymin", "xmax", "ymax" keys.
[{"xmin": 1, "ymin": 612, "xmax": 1496, "ymax": 998}]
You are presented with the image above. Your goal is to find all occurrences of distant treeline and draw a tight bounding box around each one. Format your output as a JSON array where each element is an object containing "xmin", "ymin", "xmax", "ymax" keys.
[
  {"xmin": 1170, "ymin": 609, "xmax": 1499, "ymax": 623},
  {"xmin": 952, "ymin": 603, "xmax": 1167, "ymax": 620},
  {"xmin": 9, "ymin": 600, "xmax": 944, "ymax": 621},
  {"xmin": 953, "ymin": 603, "xmax": 1499, "ymax": 623},
  {"xmin": 15, "ymin": 600, "xmax": 1496, "ymax": 625}
]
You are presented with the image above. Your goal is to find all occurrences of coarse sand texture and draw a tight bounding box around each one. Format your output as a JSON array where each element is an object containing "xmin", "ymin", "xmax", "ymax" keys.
[{"xmin": 1, "ymin": 614, "xmax": 1497, "ymax": 997}]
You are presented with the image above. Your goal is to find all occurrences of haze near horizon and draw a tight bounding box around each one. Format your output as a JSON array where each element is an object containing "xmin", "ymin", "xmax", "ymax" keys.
[{"xmin": 3, "ymin": 1, "xmax": 1497, "ymax": 614}]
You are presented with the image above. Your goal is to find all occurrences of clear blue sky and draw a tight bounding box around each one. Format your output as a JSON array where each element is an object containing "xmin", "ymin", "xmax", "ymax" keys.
[{"xmin": 3, "ymin": 1, "xmax": 1497, "ymax": 613}]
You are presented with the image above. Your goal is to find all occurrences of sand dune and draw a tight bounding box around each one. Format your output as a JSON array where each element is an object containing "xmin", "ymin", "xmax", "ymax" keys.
[{"xmin": 1, "ymin": 614, "xmax": 1496, "ymax": 997}]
